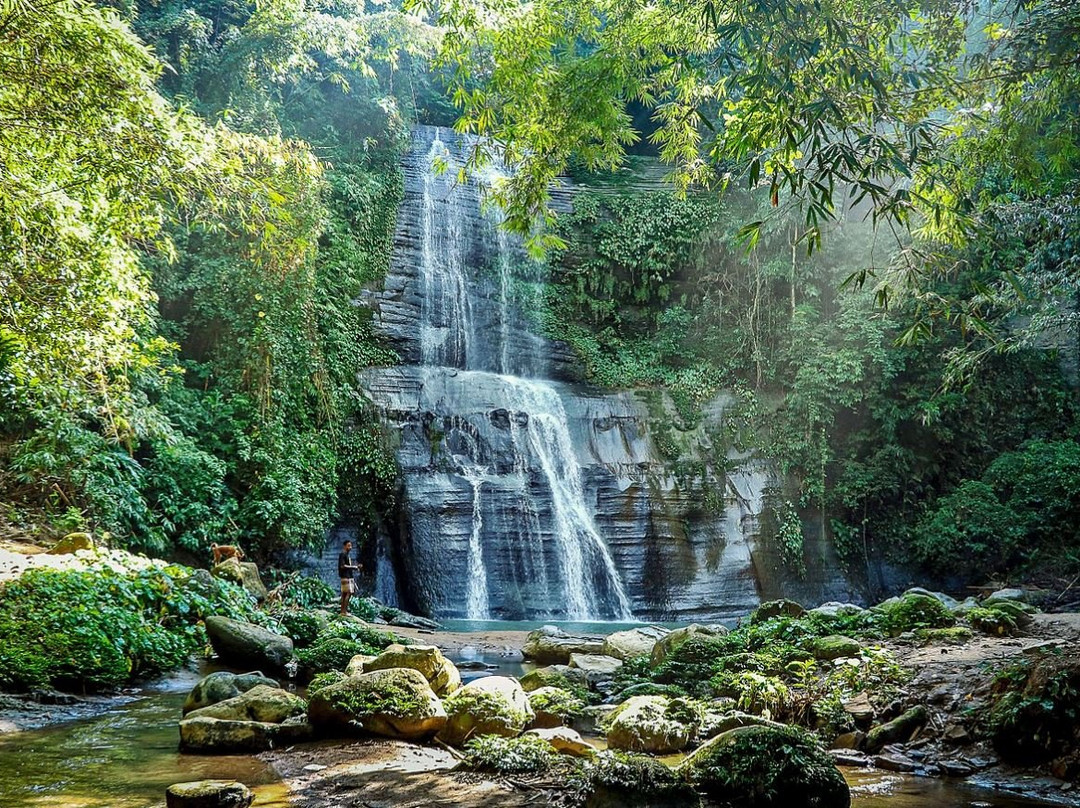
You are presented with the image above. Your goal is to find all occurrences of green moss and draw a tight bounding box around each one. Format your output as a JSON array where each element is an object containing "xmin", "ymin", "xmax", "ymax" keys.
[
  {"xmin": 326, "ymin": 676, "xmax": 432, "ymax": 719},
  {"xmin": 307, "ymin": 670, "xmax": 347, "ymax": 696},
  {"xmin": 572, "ymin": 751, "xmax": 700, "ymax": 807},
  {"xmin": 463, "ymin": 734, "xmax": 559, "ymax": 774},
  {"xmin": 874, "ymin": 594, "xmax": 955, "ymax": 635},
  {"xmin": 529, "ymin": 687, "xmax": 586, "ymax": 721},
  {"xmin": 444, "ymin": 689, "xmax": 528, "ymax": 727}
]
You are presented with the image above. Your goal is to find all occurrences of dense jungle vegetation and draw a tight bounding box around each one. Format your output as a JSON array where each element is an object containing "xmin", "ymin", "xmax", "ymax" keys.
[{"xmin": 2, "ymin": 0, "xmax": 1079, "ymax": 591}]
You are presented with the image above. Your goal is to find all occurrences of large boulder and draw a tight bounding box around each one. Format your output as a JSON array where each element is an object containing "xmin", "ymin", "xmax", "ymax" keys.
[
  {"xmin": 47, "ymin": 532, "xmax": 95, "ymax": 555},
  {"xmin": 750, "ymin": 599, "xmax": 807, "ymax": 623},
  {"xmin": 184, "ymin": 685, "xmax": 305, "ymax": 724},
  {"xmin": 362, "ymin": 643, "xmax": 460, "ymax": 696},
  {"xmin": 602, "ymin": 626, "xmax": 669, "ymax": 661},
  {"xmin": 808, "ymin": 602, "xmax": 865, "ymax": 619},
  {"xmin": 579, "ymin": 752, "xmax": 702, "ymax": 808},
  {"xmin": 523, "ymin": 626, "xmax": 605, "ymax": 664},
  {"xmin": 678, "ymin": 725, "xmax": 850, "ymax": 808},
  {"xmin": 438, "ymin": 675, "xmax": 534, "ymax": 747},
  {"xmin": 650, "ymin": 624, "xmax": 727, "ymax": 668},
  {"xmin": 606, "ymin": 696, "xmax": 699, "ymax": 754},
  {"xmin": 211, "ymin": 559, "xmax": 268, "ymax": 601},
  {"xmin": 183, "ymin": 671, "xmax": 278, "ymax": 716},
  {"xmin": 569, "ymin": 653, "xmax": 623, "ymax": 683},
  {"xmin": 204, "ymin": 616, "xmax": 294, "ymax": 672},
  {"xmin": 307, "ymin": 668, "xmax": 445, "ymax": 740},
  {"xmin": 865, "ymin": 706, "xmax": 928, "ymax": 753},
  {"xmin": 520, "ymin": 664, "xmax": 589, "ymax": 693},
  {"xmin": 165, "ymin": 780, "xmax": 253, "ymax": 808},
  {"xmin": 179, "ymin": 715, "xmax": 311, "ymax": 753},
  {"xmin": 810, "ymin": 635, "xmax": 862, "ymax": 661}
]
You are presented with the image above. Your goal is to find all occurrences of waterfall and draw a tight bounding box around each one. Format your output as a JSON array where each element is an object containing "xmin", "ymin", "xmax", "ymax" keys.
[
  {"xmin": 463, "ymin": 468, "xmax": 491, "ymax": 620},
  {"xmin": 402, "ymin": 127, "xmax": 633, "ymax": 620}
]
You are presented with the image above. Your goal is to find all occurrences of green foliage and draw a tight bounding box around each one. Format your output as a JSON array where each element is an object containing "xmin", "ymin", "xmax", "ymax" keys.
[
  {"xmin": 296, "ymin": 619, "xmax": 402, "ymax": 675},
  {"xmin": 529, "ymin": 687, "xmax": 586, "ymax": 722},
  {"xmin": 323, "ymin": 673, "xmax": 433, "ymax": 719},
  {"xmin": 463, "ymin": 734, "xmax": 558, "ymax": 775},
  {"xmin": 916, "ymin": 440, "xmax": 1080, "ymax": 578},
  {"xmin": 307, "ymin": 670, "xmax": 348, "ymax": 696},
  {"xmin": 273, "ymin": 576, "xmax": 337, "ymax": 611},
  {"xmin": 987, "ymin": 652, "xmax": 1080, "ymax": 765},
  {"xmin": 0, "ymin": 560, "xmax": 257, "ymax": 691},
  {"xmin": 276, "ymin": 610, "xmax": 327, "ymax": 648},
  {"xmin": 296, "ymin": 637, "xmax": 374, "ymax": 675}
]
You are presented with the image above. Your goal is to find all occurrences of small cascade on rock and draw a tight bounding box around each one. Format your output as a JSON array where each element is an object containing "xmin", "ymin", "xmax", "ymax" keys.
[{"xmin": 462, "ymin": 467, "xmax": 491, "ymax": 620}]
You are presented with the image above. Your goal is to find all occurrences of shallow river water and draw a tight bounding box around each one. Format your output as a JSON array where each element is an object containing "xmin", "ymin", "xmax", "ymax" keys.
[{"xmin": 0, "ymin": 682, "xmax": 1064, "ymax": 808}]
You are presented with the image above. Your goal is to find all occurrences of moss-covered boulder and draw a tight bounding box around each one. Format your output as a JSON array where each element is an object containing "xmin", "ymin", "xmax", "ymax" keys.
[
  {"xmin": 362, "ymin": 643, "xmax": 460, "ymax": 696},
  {"xmin": 439, "ymin": 675, "xmax": 534, "ymax": 747},
  {"xmin": 211, "ymin": 558, "xmax": 267, "ymax": 601},
  {"xmin": 569, "ymin": 653, "xmax": 623, "ymax": 682},
  {"xmin": 47, "ymin": 532, "xmax": 95, "ymax": 555},
  {"xmin": 678, "ymin": 725, "xmax": 850, "ymax": 808},
  {"xmin": 873, "ymin": 593, "xmax": 955, "ymax": 634},
  {"xmin": 606, "ymin": 695, "xmax": 700, "ymax": 754},
  {"xmin": 165, "ymin": 780, "xmax": 253, "ymax": 808},
  {"xmin": 184, "ymin": 685, "xmax": 305, "ymax": 724},
  {"xmin": 520, "ymin": 664, "xmax": 588, "ymax": 693},
  {"xmin": 523, "ymin": 626, "xmax": 605, "ymax": 664},
  {"xmin": 578, "ymin": 752, "xmax": 701, "ymax": 808},
  {"xmin": 205, "ymin": 616, "xmax": 294, "ymax": 672},
  {"xmin": 528, "ymin": 686, "xmax": 585, "ymax": 728},
  {"xmin": 602, "ymin": 626, "xmax": 669, "ymax": 661},
  {"xmin": 750, "ymin": 599, "xmax": 807, "ymax": 624},
  {"xmin": 183, "ymin": 671, "xmax": 279, "ymax": 716},
  {"xmin": 810, "ymin": 635, "xmax": 862, "ymax": 661},
  {"xmin": 307, "ymin": 668, "xmax": 446, "ymax": 740},
  {"xmin": 345, "ymin": 653, "xmax": 377, "ymax": 676},
  {"xmin": 865, "ymin": 706, "xmax": 928, "ymax": 753},
  {"xmin": 649, "ymin": 624, "xmax": 726, "ymax": 668},
  {"xmin": 178, "ymin": 714, "xmax": 311, "ymax": 753}
]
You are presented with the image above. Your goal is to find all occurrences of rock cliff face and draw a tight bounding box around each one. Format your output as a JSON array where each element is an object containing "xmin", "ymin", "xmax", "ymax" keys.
[{"xmin": 354, "ymin": 125, "xmax": 856, "ymax": 621}]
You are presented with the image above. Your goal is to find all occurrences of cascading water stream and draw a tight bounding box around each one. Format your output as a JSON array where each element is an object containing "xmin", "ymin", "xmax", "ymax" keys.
[
  {"xmin": 408, "ymin": 129, "xmax": 632, "ymax": 620},
  {"xmin": 462, "ymin": 467, "xmax": 491, "ymax": 620}
]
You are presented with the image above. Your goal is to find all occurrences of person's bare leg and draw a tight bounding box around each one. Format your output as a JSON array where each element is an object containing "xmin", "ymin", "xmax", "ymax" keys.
[{"xmin": 340, "ymin": 589, "xmax": 349, "ymax": 616}]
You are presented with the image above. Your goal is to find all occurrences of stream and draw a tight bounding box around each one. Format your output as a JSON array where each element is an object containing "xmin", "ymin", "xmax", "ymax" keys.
[{"xmin": 0, "ymin": 662, "xmax": 1066, "ymax": 808}]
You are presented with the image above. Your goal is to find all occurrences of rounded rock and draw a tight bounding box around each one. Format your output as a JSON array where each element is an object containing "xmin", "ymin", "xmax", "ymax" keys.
[{"xmin": 166, "ymin": 780, "xmax": 253, "ymax": 808}]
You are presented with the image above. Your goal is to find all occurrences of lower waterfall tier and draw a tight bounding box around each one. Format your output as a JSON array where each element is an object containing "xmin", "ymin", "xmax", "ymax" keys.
[{"xmin": 362, "ymin": 367, "xmax": 856, "ymax": 621}]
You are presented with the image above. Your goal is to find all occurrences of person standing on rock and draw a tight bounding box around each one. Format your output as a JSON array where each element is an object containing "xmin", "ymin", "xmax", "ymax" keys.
[{"xmin": 338, "ymin": 539, "xmax": 361, "ymax": 616}]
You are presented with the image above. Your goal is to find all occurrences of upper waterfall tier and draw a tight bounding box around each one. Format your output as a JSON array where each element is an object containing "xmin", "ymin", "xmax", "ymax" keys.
[{"xmin": 370, "ymin": 126, "xmax": 578, "ymax": 380}]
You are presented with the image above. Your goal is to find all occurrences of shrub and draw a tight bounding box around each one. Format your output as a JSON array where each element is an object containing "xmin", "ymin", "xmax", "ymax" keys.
[
  {"xmin": 307, "ymin": 670, "xmax": 348, "ymax": 696},
  {"xmin": 0, "ymin": 559, "xmax": 257, "ymax": 691},
  {"xmin": 681, "ymin": 725, "xmax": 849, "ymax": 807},
  {"xmin": 914, "ymin": 480, "xmax": 1023, "ymax": 577},
  {"xmin": 278, "ymin": 610, "xmax": 327, "ymax": 648},
  {"xmin": 274, "ymin": 575, "xmax": 336, "ymax": 610},
  {"xmin": 988, "ymin": 653, "xmax": 1080, "ymax": 765},
  {"xmin": 463, "ymin": 734, "xmax": 558, "ymax": 774},
  {"xmin": 529, "ymin": 687, "xmax": 586, "ymax": 722},
  {"xmin": 296, "ymin": 637, "xmax": 375, "ymax": 674}
]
